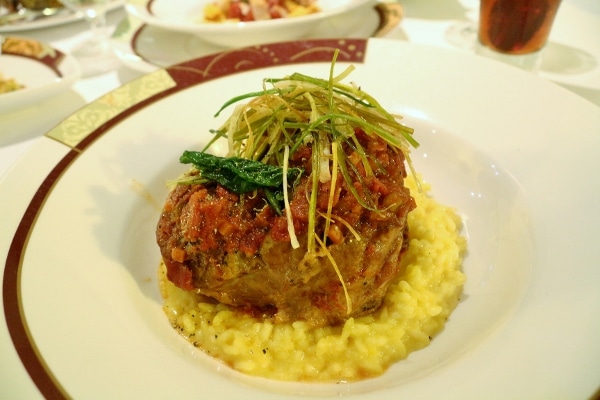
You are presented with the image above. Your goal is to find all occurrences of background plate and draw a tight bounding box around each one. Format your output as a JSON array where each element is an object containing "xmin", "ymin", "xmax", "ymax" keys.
[
  {"xmin": 0, "ymin": 0, "xmax": 124, "ymax": 32},
  {"xmin": 112, "ymin": 3, "xmax": 401, "ymax": 72},
  {"xmin": 0, "ymin": 36, "xmax": 80, "ymax": 114},
  {"xmin": 125, "ymin": 0, "xmax": 376, "ymax": 47}
]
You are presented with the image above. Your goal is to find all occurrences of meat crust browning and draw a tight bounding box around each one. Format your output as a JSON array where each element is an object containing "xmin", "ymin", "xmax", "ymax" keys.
[{"xmin": 156, "ymin": 130, "xmax": 415, "ymax": 327}]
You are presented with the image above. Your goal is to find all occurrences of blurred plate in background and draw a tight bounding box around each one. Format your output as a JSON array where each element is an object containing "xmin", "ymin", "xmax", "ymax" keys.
[{"xmin": 125, "ymin": 0, "xmax": 376, "ymax": 48}]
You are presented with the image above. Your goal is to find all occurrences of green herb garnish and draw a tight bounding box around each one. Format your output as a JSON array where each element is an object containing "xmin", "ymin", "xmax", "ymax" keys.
[{"xmin": 179, "ymin": 150, "xmax": 302, "ymax": 215}]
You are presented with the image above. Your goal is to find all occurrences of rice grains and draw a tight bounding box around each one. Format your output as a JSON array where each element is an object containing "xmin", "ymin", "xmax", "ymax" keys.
[{"xmin": 159, "ymin": 175, "xmax": 466, "ymax": 382}]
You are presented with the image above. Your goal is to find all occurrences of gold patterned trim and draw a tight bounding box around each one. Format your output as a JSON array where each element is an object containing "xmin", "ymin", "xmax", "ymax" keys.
[{"xmin": 45, "ymin": 69, "xmax": 176, "ymax": 148}]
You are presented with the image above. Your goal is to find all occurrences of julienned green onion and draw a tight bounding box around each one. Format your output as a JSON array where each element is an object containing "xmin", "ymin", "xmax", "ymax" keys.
[{"xmin": 175, "ymin": 50, "xmax": 418, "ymax": 314}]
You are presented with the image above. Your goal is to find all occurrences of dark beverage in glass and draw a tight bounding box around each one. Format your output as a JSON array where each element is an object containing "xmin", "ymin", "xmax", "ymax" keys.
[{"xmin": 478, "ymin": 0, "xmax": 562, "ymax": 55}]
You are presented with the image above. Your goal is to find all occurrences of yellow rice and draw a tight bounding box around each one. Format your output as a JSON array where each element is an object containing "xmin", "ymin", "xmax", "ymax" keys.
[
  {"xmin": 159, "ymin": 175, "xmax": 466, "ymax": 382},
  {"xmin": 0, "ymin": 72, "xmax": 24, "ymax": 94}
]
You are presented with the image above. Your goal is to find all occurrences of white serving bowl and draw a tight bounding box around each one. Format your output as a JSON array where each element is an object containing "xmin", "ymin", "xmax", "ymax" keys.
[{"xmin": 125, "ymin": 0, "xmax": 376, "ymax": 48}]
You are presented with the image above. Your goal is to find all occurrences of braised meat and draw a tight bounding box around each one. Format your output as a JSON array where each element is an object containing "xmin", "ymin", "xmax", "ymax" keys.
[{"xmin": 156, "ymin": 130, "xmax": 415, "ymax": 327}]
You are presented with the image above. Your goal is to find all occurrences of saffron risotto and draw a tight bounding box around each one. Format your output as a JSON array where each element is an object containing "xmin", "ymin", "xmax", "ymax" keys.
[{"xmin": 159, "ymin": 175, "xmax": 466, "ymax": 382}]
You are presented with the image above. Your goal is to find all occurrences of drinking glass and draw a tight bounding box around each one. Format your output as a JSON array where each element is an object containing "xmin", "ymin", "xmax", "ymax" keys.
[
  {"xmin": 476, "ymin": 0, "xmax": 562, "ymax": 71},
  {"xmin": 444, "ymin": 0, "xmax": 479, "ymax": 50},
  {"xmin": 445, "ymin": 20, "xmax": 478, "ymax": 51},
  {"xmin": 59, "ymin": 0, "xmax": 119, "ymax": 76}
]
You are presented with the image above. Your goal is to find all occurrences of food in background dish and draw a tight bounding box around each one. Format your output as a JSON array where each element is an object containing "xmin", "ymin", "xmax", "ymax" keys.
[
  {"xmin": 156, "ymin": 56, "xmax": 466, "ymax": 381},
  {"xmin": 0, "ymin": 72, "xmax": 24, "ymax": 93},
  {"xmin": 0, "ymin": 0, "xmax": 62, "ymax": 11},
  {"xmin": 0, "ymin": 0, "xmax": 18, "ymax": 11},
  {"xmin": 203, "ymin": 0, "xmax": 319, "ymax": 22}
]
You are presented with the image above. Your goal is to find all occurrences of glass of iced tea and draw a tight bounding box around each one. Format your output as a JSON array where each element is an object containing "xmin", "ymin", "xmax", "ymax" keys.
[{"xmin": 477, "ymin": 0, "xmax": 562, "ymax": 71}]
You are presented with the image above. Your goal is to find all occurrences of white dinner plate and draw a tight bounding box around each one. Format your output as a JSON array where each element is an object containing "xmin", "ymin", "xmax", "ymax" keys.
[
  {"xmin": 112, "ymin": 2, "xmax": 402, "ymax": 72},
  {"xmin": 125, "ymin": 0, "xmax": 376, "ymax": 48},
  {"xmin": 1, "ymin": 39, "xmax": 599, "ymax": 399},
  {"xmin": 0, "ymin": 0, "xmax": 125, "ymax": 32},
  {"xmin": 0, "ymin": 36, "xmax": 81, "ymax": 114}
]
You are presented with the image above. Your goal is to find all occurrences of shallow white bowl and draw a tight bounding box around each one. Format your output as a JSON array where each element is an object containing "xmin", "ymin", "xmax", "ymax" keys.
[
  {"xmin": 0, "ymin": 37, "xmax": 81, "ymax": 114},
  {"xmin": 2, "ymin": 39, "xmax": 599, "ymax": 399},
  {"xmin": 125, "ymin": 0, "xmax": 376, "ymax": 48}
]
